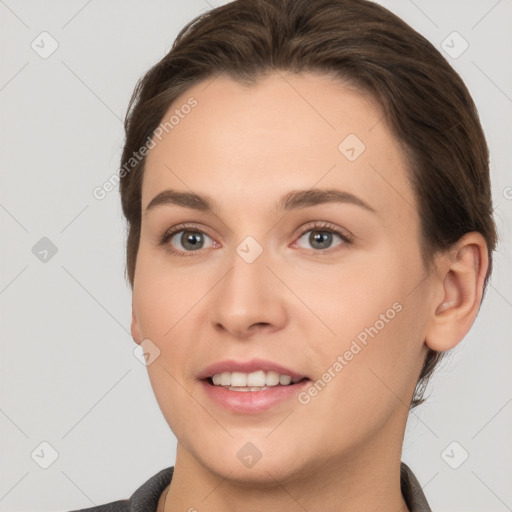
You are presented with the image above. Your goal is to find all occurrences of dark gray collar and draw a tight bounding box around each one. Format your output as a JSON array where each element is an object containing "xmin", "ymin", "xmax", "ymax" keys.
[{"xmin": 400, "ymin": 462, "xmax": 432, "ymax": 512}]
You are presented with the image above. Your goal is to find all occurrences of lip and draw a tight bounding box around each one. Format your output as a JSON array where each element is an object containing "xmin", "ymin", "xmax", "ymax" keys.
[
  {"xmin": 196, "ymin": 358, "xmax": 307, "ymax": 380},
  {"xmin": 200, "ymin": 378, "xmax": 310, "ymax": 414}
]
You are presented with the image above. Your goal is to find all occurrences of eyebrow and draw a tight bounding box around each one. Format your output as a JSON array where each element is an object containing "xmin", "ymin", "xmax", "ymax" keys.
[{"xmin": 144, "ymin": 188, "xmax": 377, "ymax": 215}]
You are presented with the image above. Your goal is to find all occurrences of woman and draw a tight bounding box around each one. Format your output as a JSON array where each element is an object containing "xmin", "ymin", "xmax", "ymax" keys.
[{"xmin": 75, "ymin": 0, "xmax": 497, "ymax": 510}]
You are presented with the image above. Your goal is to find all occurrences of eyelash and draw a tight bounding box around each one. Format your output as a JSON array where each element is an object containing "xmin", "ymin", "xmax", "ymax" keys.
[{"xmin": 159, "ymin": 221, "xmax": 354, "ymax": 257}]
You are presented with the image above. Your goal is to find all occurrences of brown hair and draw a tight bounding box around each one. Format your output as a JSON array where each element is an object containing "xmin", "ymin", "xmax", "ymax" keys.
[{"xmin": 119, "ymin": 0, "xmax": 497, "ymax": 408}]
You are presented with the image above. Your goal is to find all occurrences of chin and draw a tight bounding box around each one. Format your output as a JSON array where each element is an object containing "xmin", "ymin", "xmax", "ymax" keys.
[{"xmin": 186, "ymin": 433, "xmax": 309, "ymax": 485}]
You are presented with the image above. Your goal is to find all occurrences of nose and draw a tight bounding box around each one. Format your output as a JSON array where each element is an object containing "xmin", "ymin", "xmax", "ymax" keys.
[{"xmin": 209, "ymin": 247, "xmax": 288, "ymax": 339}]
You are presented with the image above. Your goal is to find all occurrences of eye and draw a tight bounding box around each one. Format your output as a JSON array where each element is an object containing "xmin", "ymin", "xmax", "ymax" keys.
[
  {"xmin": 293, "ymin": 221, "xmax": 353, "ymax": 254},
  {"xmin": 160, "ymin": 223, "xmax": 217, "ymax": 256}
]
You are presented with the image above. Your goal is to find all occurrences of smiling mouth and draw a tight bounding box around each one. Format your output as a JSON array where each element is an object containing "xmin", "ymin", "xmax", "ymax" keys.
[{"xmin": 200, "ymin": 366, "xmax": 312, "ymax": 413}]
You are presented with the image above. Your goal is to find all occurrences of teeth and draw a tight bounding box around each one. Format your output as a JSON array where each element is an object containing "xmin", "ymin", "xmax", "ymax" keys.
[
  {"xmin": 265, "ymin": 371, "xmax": 280, "ymax": 386},
  {"xmin": 231, "ymin": 371, "xmax": 247, "ymax": 387},
  {"xmin": 210, "ymin": 370, "xmax": 299, "ymax": 388},
  {"xmin": 279, "ymin": 374, "xmax": 292, "ymax": 385},
  {"xmin": 247, "ymin": 370, "xmax": 265, "ymax": 387}
]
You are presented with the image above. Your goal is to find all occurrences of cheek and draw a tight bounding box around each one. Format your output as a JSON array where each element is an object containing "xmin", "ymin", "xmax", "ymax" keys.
[
  {"xmin": 133, "ymin": 246, "xmax": 209, "ymax": 337},
  {"xmin": 294, "ymin": 246, "xmax": 426, "ymax": 411},
  {"xmin": 135, "ymin": 278, "xmax": 203, "ymax": 440},
  {"xmin": 132, "ymin": 253, "xmax": 202, "ymax": 414},
  {"xmin": 287, "ymin": 252, "xmax": 407, "ymax": 354}
]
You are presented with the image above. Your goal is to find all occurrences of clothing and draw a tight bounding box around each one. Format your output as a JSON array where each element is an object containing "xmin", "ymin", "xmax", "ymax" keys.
[{"xmin": 70, "ymin": 462, "xmax": 431, "ymax": 512}]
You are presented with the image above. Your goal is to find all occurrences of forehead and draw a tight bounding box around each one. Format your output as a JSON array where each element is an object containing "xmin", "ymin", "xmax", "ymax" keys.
[{"xmin": 141, "ymin": 72, "xmax": 415, "ymax": 220}]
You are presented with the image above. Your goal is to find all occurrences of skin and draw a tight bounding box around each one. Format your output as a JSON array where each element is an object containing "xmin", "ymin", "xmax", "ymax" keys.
[{"xmin": 130, "ymin": 72, "xmax": 489, "ymax": 512}]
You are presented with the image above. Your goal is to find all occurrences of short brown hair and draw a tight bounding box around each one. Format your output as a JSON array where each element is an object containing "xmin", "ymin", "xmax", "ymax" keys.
[{"xmin": 119, "ymin": 0, "xmax": 497, "ymax": 408}]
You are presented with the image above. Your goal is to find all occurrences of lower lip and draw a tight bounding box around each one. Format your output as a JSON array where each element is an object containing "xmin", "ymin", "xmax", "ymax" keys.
[{"xmin": 200, "ymin": 379, "xmax": 310, "ymax": 413}]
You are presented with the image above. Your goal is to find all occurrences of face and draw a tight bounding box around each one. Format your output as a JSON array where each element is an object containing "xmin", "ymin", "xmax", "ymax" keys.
[{"xmin": 131, "ymin": 72, "xmax": 433, "ymax": 484}]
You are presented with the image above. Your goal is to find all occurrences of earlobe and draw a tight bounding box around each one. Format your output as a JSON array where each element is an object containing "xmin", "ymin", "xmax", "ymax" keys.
[{"xmin": 425, "ymin": 233, "xmax": 489, "ymax": 352}]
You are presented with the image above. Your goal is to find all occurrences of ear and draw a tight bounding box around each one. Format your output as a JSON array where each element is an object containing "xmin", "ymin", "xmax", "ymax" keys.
[
  {"xmin": 131, "ymin": 299, "xmax": 142, "ymax": 345},
  {"xmin": 425, "ymin": 232, "xmax": 489, "ymax": 352}
]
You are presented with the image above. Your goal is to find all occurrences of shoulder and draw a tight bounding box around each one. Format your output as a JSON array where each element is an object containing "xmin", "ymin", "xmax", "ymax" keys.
[{"xmin": 65, "ymin": 467, "xmax": 174, "ymax": 512}]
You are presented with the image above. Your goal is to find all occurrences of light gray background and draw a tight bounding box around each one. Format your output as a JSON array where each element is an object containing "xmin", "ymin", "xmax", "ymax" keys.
[{"xmin": 1, "ymin": 1, "xmax": 511, "ymax": 511}]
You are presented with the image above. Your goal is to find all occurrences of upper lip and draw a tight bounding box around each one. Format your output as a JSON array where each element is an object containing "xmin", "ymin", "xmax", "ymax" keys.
[{"xmin": 197, "ymin": 358, "xmax": 308, "ymax": 380}]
